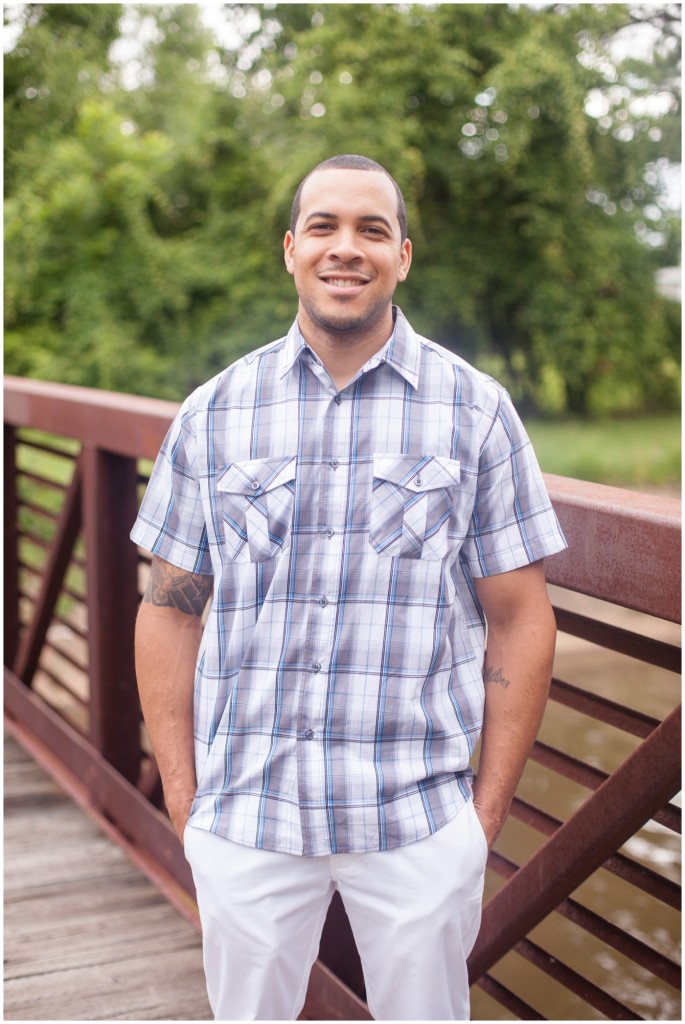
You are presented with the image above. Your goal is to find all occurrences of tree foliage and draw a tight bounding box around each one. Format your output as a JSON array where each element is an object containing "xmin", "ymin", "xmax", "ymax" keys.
[{"xmin": 4, "ymin": 2, "xmax": 681, "ymax": 413}]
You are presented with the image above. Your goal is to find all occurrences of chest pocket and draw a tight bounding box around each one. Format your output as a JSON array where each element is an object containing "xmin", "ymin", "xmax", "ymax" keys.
[
  {"xmin": 370, "ymin": 454, "xmax": 460, "ymax": 561},
  {"xmin": 216, "ymin": 456, "xmax": 297, "ymax": 563}
]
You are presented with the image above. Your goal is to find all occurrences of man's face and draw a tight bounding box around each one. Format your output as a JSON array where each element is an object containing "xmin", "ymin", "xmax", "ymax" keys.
[{"xmin": 283, "ymin": 168, "xmax": 412, "ymax": 343}]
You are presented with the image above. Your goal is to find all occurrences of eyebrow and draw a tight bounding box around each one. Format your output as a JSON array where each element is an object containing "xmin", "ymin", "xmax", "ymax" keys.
[{"xmin": 304, "ymin": 212, "xmax": 394, "ymax": 231}]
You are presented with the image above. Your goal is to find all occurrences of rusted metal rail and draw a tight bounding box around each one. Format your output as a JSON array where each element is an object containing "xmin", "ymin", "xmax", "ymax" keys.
[{"xmin": 4, "ymin": 375, "xmax": 681, "ymax": 1020}]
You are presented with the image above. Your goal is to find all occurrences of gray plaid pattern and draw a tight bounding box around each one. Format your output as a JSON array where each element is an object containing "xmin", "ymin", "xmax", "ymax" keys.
[{"xmin": 131, "ymin": 308, "xmax": 567, "ymax": 856}]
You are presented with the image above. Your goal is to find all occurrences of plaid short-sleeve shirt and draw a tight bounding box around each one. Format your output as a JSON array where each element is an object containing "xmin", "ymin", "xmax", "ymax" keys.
[{"xmin": 131, "ymin": 308, "xmax": 567, "ymax": 856}]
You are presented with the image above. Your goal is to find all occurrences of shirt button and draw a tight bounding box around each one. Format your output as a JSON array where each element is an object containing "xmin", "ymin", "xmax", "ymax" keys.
[
  {"xmin": 318, "ymin": 596, "xmax": 328, "ymax": 607},
  {"xmin": 330, "ymin": 459, "xmax": 339, "ymax": 470},
  {"xmin": 251, "ymin": 480, "xmax": 260, "ymax": 490},
  {"xmin": 304, "ymin": 729, "xmax": 314, "ymax": 740},
  {"xmin": 312, "ymin": 662, "xmax": 321, "ymax": 673},
  {"xmin": 325, "ymin": 528, "xmax": 334, "ymax": 539},
  {"xmin": 415, "ymin": 476, "xmax": 422, "ymax": 486},
  {"xmin": 334, "ymin": 395, "xmax": 342, "ymax": 406}
]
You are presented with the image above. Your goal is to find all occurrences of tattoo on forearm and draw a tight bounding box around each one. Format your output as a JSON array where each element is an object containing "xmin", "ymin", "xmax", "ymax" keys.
[
  {"xmin": 484, "ymin": 666, "xmax": 511, "ymax": 689},
  {"xmin": 143, "ymin": 559, "xmax": 213, "ymax": 615}
]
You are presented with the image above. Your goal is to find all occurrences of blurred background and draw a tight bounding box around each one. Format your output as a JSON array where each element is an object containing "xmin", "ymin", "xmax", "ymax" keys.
[{"xmin": 3, "ymin": 2, "xmax": 681, "ymax": 490}]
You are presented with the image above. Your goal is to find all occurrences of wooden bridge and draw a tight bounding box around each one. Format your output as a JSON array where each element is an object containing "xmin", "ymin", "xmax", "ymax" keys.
[
  {"xmin": 4, "ymin": 730, "xmax": 212, "ymax": 1020},
  {"xmin": 4, "ymin": 376, "xmax": 682, "ymax": 1020}
]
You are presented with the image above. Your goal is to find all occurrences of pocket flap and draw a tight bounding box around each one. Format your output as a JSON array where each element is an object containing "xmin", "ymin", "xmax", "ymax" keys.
[
  {"xmin": 217, "ymin": 455, "xmax": 297, "ymax": 495},
  {"xmin": 373, "ymin": 454, "xmax": 460, "ymax": 492}
]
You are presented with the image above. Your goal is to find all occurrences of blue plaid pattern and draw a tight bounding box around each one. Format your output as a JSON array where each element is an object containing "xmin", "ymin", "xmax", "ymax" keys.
[{"xmin": 131, "ymin": 308, "xmax": 567, "ymax": 856}]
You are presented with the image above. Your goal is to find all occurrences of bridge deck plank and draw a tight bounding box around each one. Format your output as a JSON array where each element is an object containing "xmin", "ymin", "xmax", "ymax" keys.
[{"xmin": 4, "ymin": 732, "xmax": 213, "ymax": 1021}]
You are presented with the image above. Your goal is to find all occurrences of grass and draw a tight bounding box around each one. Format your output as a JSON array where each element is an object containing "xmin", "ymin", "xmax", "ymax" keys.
[{"xmin": 525, "ymin": 414, "xmax": 681, "ymax": 491}]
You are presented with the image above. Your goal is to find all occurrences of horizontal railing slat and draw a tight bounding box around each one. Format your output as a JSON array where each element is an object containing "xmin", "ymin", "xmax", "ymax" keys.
[
  {"xmin": 34, "ymin": 663, "xmax": 89, "ymax": 710},
  {"xmin": 486, "ymin": 851, "xmax": 681, "ymax": 985},
  {"xmin": 17, "ymin": 469, "xmax": 70, "ymax": 493},
  {"xmin": 549, "ymin": 677, "xmax": 662, "ymax": 738},
  {"xmin": 557, "ymin": 895, "xmax": 681, "ymax": 988},
  {"xmin": 43, "ymin": 638, "xmax": 88, "ymax": 676},
  {"xmin": 515, "ymin": 938, "xmax": 643, "ymax": 1019},
  {"xmin": 52, "ymin": 612, "xmax": 87, "ymax": 641},
  {"xmin": 509, "ymin": 796, "xmax": 681, "ymax": 908},
  {"xmin": 554, "ymin": 606, "xmax": 681, "ymax": 672},
  {"xmin": 474, "ymin": 975, "xmax": 546, "ymax": 1020},
  {"xmin": 17, "ymin": 498, "xmax": 60, "ymax": 524},
  {"xmin": 531, "ymin": 739, "xmax": 609, "ymax": 787}
]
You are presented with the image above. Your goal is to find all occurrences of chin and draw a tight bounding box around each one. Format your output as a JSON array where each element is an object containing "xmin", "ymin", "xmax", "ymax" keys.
[
  {"xmin": 307, "ymin": 301, "xmax": 389, "ymax": 336},
  {"xmin": 318, "ymin": 315, "xmax": 369, "ymax": 334}
]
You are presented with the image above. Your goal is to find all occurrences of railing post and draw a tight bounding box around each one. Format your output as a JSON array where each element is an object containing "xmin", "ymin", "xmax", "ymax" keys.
[
  {"xmin": 4, "ymin": 425, "xmax": 21, "ymax": 668},
  {"xmin": 82, "ymin": 444, "xmax": 141, "ymax": 784}
]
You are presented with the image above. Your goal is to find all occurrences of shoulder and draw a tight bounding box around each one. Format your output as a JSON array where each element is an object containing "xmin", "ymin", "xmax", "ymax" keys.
[
  {"xmin": 180, "ymin": 335, "xmax": 289, "ymax": 419},
  {"xmin": 417, "ymin": 334, "xmax": 508, "ymax": 415}
]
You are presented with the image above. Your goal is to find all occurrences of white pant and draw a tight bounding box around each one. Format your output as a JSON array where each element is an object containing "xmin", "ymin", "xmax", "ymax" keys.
[{"xmin": 184, "ymin": 799, "xmax": 487, "ymax": 1021}]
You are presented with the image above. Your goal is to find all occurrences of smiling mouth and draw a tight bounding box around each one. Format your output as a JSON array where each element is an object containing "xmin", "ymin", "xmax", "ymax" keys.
[{"xmin": 319, "ymin": 276, "xmax": 370, "ymax": 289}]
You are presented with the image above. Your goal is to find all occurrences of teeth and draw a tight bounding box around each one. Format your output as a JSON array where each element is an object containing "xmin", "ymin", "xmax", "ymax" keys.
[{"xmin": 325, "ymin": 278, "xmax": 364, "ymax": 288}]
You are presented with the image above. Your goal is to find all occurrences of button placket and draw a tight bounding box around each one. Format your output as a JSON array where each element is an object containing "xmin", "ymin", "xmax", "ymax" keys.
[{"xmin": 297, "ymin": 396, "xmax": 353, "ymax": 819}]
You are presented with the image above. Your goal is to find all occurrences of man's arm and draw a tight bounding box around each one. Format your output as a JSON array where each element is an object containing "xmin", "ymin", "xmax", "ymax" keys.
[
  {"xmin": 472, "ymin": 560, "xmax": 556, "ymax": 849},
  {"xmin": 135, "ymin": 554, "xmax": 213, "ymax": 842}
]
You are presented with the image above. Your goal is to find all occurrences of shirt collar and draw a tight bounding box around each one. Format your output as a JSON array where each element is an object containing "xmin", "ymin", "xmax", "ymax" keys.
[{"xmin": 277, "ymin": 306, "xmax": 421, "ymax": 390}]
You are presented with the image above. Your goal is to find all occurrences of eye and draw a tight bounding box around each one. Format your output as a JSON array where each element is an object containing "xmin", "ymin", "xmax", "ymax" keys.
[{"xmin": 362, "ymin": 226, "xmax": 388, "ymax": 237}]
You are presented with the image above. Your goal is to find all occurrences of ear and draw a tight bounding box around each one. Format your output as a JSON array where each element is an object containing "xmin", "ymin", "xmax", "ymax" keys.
[
  {"xmin": 397, "ymin": 238, "xmax": 412, "ymax": 282},
  {"xmin": 284, "ymin": 231, "xmax": 295, "ymax": 275}
]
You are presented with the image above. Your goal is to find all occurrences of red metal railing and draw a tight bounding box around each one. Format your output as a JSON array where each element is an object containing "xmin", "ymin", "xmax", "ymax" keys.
[{"xmin": 4, "ymin": 376, "xmax": 681, "ymax": 1021}]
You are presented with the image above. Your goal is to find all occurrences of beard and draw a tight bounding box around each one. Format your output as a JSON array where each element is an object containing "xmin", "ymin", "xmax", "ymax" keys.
[{"xmin": 298, "ymin": 290, "xmax": 393, "ymax": 340}]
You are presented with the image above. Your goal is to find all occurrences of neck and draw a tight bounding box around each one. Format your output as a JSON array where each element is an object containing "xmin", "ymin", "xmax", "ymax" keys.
[{"xmin": 298, "ymin": 308, "xmax": 394, "ymax": 390}]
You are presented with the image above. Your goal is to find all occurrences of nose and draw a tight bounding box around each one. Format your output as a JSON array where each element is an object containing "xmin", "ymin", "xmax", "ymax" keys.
[{"xmin": 326, "ymin": 228, "xmax": 364, "ymax": 264}]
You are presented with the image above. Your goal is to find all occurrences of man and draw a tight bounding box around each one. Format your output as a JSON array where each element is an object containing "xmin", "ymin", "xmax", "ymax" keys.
[{"xmin": 132, "ymin": 154, "xmax": 567, "ymax": 1021}]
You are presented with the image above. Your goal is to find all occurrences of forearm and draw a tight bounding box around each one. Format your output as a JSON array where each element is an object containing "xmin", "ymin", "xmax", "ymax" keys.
[
  {"xmin": 472, "ymin": 562, "xmax": 557, "ymax": 847},
  {"xmin": 134, "ymin": 556, "xmax": 212, "ymax": 839},
  {"xmin": 136, "ymin": 603, "xmax": 200, "ymax": 819}
]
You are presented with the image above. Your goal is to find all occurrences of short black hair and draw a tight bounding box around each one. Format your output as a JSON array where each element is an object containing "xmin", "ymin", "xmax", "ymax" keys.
[{"xmin": 290, "ymin": 154, "xmax": 408, "ymax": 241}]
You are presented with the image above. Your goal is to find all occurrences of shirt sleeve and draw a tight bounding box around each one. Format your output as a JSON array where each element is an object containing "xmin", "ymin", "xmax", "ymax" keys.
[
  {"xmin": 461, "ymin": 388, "xmax": 567, "ymax": 578},
  {"xmin": 130, "ymin": 399, "xmax": 213, "ymax": 576}
]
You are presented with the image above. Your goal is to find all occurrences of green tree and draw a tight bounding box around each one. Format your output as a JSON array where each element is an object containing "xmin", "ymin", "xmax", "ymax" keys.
[
  {"xmin": 5, "ymin": 3, "xmax": 278, "ymax": 397},
  {"xmin": 4, "ymin": 4, "xmax": 123, "ymax": 190},
  {"xmin": 244, "ymin": 2, "xmax": 680, "ymax": 414},
  {"xmin": 4, "ymin": 3, "xmax": 680, "ymax": 413}
]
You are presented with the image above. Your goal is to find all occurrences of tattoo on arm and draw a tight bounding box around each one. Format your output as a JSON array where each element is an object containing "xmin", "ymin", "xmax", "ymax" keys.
[
  {"xmin": 484, "ymin": 666, "xmax": 511, "ymax": 689},
  {"xmin": 143, "ymin": 557, "xmax": 213, "ymax": 616}
]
